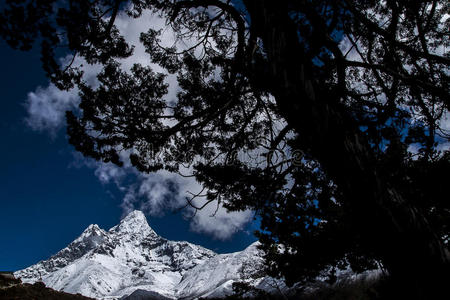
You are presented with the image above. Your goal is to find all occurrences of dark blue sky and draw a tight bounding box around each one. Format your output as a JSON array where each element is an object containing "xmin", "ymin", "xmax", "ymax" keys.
[{"xmin": 0, "ymin": 41, "xmax": 257, "ymax": 271}]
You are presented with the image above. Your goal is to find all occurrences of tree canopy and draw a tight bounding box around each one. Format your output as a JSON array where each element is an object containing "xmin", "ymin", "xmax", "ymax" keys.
[{"xmin": 1, "ymin": 0, "xmax": 449, "ymax": 297}]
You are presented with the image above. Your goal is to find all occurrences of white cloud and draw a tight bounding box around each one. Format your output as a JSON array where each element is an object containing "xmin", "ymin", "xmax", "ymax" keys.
[
  {"xmin": 437, "ymin": 112, "xmax": 450, "ymax": 152},
  {"xmin": 124, "ymin": 171, "xmax": 187, "ymax": 216},
  {"xmin": 94, "ymin": 162, "xmax": 127, "ymax": 185},
  {"xmin": 111, "ymin": 163, "xmax": 253, "ymax": 240},
  {"xmin": 189, "ymin": 204, "xmax": 254, "ymax": 240},
  {"xmin": 25, "ymin": 84, "xmax": 79, "ymax": 135},
  {"xmin": 25, "ymin": 52, "xmax": 102, "ymax": 135},
  {"xmin": 438, "ymin": 111, "xmax": 450, "ymax": 133},
  {"xmin": 437, "ymin": 142, "xmax": 450, "ymax": 152}
]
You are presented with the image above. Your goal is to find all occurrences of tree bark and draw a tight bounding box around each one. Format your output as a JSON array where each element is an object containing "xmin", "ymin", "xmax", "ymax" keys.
[{"xmin": 244, "ymin": 0, "xmax": 449, "ymax": 296}]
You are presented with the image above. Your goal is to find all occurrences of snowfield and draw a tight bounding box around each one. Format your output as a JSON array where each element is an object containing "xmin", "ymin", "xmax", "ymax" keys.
[{"xmin": 14, "ymin": 211, "xmax": 284, "ymax": 299}]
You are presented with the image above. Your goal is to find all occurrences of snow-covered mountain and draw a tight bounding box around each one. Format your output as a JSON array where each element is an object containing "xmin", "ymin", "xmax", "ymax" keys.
[
  {"xmin": 14, "ymin": 210, "xmax": 282, "ymax": 299},
  {"xmin": 174, "ymin": 242, "xmax": 288, "ymax": 299}
]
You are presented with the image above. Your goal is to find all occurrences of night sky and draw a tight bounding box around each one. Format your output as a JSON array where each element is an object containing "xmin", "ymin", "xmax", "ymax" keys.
[{"xmin": 0, "ymin": 40, "xmax": 257, "ymax": 271}]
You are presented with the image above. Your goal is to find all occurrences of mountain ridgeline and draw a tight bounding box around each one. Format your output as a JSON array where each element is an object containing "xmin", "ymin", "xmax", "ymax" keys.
[{"xmin": 14, "ymin": 211, "xmax": 287, "ymax": 299}]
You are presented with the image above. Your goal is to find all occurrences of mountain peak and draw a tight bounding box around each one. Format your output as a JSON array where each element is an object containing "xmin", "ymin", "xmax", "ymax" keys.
[
  {"xmin": 123, "ymin": 210, "xmax": 146, "ymax": 221},
  {"xmin": 74, "ymin": 224, "xmax": 106, "ymax": 243},
  {"xmin": 110, "ymin": 210, "xmax": 156, "ymax": 235}
]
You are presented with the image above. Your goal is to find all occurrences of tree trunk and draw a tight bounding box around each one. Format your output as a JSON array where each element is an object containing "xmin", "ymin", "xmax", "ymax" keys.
[{"xmin": 244, "ymin": 0, "xmax": 449, "ymax": 296}]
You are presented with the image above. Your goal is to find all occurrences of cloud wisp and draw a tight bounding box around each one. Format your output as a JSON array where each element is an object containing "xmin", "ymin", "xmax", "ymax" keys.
[{"xmin": 25, "ymin": 85, "xmax": 79, "ymax": 135}]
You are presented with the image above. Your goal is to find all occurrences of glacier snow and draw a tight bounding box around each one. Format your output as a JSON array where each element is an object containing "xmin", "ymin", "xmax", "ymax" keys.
[{"xmin": 14, "ymin": 210, "xmax": 285, "ymax": 299}]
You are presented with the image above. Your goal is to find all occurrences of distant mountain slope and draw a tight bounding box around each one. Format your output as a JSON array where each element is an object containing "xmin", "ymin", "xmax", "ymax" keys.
[
  {"xmin": 14, "ymin": 211, "xmax": 280, "ymax": 299},
  {"xmin": 174, "ymin": 242, "xmax": 287, "ymax": 299}
]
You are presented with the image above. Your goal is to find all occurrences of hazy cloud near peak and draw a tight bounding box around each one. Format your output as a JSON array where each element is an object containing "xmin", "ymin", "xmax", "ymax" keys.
[
  {"xmin": 189, "ymin": 203, "xmax": 254, "ymax": 240},
  {"xmin": 101, "ymin": 160, "xmax": 253, "ymax": 240}
]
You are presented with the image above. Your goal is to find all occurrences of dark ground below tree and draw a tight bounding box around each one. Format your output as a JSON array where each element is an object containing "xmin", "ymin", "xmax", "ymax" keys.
[{"xmin": 0, "ymin": 273, "xmax": 94, "ymax": 300}]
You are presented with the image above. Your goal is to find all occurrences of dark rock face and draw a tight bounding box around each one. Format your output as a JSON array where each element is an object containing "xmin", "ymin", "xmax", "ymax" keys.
[{"xmin": 0, "ymin": 272, "xmax": 21, "ymax": 288}]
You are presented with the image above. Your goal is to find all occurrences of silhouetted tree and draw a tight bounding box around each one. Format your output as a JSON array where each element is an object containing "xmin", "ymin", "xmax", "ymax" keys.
[{"xmin": 2, "ymin": 0, "xmax": 449, "ymax": 297}]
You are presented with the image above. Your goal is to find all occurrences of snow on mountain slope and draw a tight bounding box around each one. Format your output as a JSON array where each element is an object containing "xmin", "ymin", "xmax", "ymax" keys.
[
  {"xmin": 174, "ymin": 242, "xmax": 287, "ymax": 299},
  {"xmin": 14, "ymin": 211, "xmax": 216, "ymax": 299}
]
